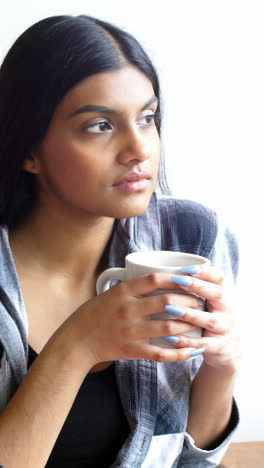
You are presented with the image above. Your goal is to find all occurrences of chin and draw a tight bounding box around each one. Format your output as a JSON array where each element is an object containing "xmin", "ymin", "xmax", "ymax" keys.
[{"xmin": 111, "ymin": 192, "xmax": 154, "ymax": 219}]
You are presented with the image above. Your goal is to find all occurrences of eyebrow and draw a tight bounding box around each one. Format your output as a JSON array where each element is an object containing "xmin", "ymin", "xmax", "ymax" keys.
[{"xmin": 68, "ymin": 96, "xmax": 159, "ymax": 118}]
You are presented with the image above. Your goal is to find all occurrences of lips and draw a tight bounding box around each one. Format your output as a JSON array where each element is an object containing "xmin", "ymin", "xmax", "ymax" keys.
[{"xmin": 113, "ymin": 171, "xmax": 151, "ymax": 186}]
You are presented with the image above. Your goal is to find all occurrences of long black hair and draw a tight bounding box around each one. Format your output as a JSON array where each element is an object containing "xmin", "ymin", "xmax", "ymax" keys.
[{"xmin": 0, "ymin": 15, "xmax": 170, "ymax": 229}]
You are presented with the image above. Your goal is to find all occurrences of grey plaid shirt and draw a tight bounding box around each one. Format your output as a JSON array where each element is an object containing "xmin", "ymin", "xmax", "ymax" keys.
[{"xmin": 0, "ymin": 193, "xmax": 239, "ymax": 467}]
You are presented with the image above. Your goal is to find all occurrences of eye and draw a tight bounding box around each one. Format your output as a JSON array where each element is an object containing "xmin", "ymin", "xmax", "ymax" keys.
[
  {"xmin": 83, "ymin": 120, "xmax": 113, "ymax": 134},
  {"xmin": 137, "ymin": 111, "xmax": 156, "ymax": 127}
]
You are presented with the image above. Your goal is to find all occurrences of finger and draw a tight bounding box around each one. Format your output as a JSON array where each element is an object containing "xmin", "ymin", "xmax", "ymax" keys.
[
  {"xmin": 141, "ymin": 319, "xmax": 198, "ymax": 339},
  {"xmin": 114, "ymin": 272, "xmax": 209, "ymax": 298},
  {"xmin": 169, "ymin": 274, "xmax": 226, "ymax": 305},
  {"xmin": 114, "ymin": 294, "xmax": 201, "ymax": 324},
  {"xmin": 180, "ymin": 264, "xmax": 225, "ymax": 285},
  {"xmin": 118, "ymin": 340, "xmax": 199, "ymax": 362},
  {"xmin": 180, "ymin": 264, "xmax": 236, "ymax": 311},
  {"xmin": 162, "ymin": 306, "xmax": 231, "ymax": 334},
  {"xmin": 141, "ymin": 344, "xmax": 205, "ymax": 363},
  {"xmin": 124, "ymin": 295, "xmax": 201, "ymax": 321},
  {"xmin": 138, "ymin": 291, "xmax": 203, "ymax": 316},
  {"xmin": 165, "ymin": 334, "xmax": 218, "ymax": 353},
  {"xmin": 168, "ymin": 335, "xmax": 241, "ymax": 369}
]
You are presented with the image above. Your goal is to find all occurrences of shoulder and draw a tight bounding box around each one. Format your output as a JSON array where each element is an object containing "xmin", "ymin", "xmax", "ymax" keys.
[
  {"xmin": 155, "ymin": 193, "xmax": 217, "ymax": 224},
  {"xmin": 155, "ymin": 194, "xmax": 239, "ymax": 280},
  {"xmin": 118, "ymin": 194, "xmax": 239, "ymax": 279},
  {"xmin": 153, "ymin": 193, "xmax": 218, "ymax": 258}
]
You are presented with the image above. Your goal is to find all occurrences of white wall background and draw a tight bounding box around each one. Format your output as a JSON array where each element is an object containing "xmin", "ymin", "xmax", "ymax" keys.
[{"xmin": 0, "ymin": 0, "xmax": 263, "ymax": 442}]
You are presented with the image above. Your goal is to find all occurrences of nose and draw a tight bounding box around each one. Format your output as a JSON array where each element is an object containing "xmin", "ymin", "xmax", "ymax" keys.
[{"xmin": 116, "ymin": 126, "xmax": 151, "ymax": 165}]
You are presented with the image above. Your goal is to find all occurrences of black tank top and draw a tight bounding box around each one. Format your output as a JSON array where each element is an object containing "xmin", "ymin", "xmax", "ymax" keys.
[{"xmin": 27, "ymin": 346, "xmax": 130, "ymax": 467}]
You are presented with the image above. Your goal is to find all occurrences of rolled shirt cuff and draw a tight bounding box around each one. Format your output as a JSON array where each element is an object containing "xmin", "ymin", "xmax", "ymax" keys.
[{"xmin": 180, "ymin": 397, "xmax": 239, "ymax": 467}]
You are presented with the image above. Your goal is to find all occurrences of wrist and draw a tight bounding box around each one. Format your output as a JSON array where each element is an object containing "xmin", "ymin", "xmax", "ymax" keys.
[
  {"xmin": 199, "ymin": 360, "xmax": 238, "ymax": 386},
  {"xmin": 202, "ymin": 359, "xmax": 239, "ymax": 377},
  {"xmin": 44, "ymin": 326, "xmax": 97, "ymax": 377}
]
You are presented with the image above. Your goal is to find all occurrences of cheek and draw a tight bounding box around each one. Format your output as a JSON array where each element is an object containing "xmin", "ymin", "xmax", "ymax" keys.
[
  {"xmin": 152, "ymin": 134, "xmax": 161, "ymax": 166},
  {"xmin": 151, "ymin": 128, "xmax": 161, "ymax": 153},
  {"xmin": 41, "ymin": 138, "xmax": 99, "ymax": 184}
]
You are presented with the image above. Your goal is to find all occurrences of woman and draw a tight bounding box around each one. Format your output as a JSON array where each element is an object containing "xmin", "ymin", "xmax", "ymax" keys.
[{"xmin": 0, "ymin": 14, "xmax": 240, "ymax": 468}]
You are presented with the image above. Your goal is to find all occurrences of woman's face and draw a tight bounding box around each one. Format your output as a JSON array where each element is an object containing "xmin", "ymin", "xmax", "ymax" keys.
[{"xmin": 27, "ymin": 65, "xmax": 160, "ymax": 220}]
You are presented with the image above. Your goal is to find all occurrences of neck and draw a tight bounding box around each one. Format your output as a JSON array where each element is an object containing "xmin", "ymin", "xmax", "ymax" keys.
[{"xmin": 9, "ymin": 205, "xmax": 116, "ymax": 285}]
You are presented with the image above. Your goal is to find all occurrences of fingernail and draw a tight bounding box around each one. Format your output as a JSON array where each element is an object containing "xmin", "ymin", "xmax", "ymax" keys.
[
  {"xmin": 181, "ymin": 265, "xmax": 201, "ymax": 275},
  {"xmin": 164, "ymin": 336, "xmax": 180, "ymax": 343},
  {"xmin": 171, "ymin": 275, "xmax": 193, "ymax": 287},
  {"xmin": 165, "ymin": 305, "xmax": 185, "ymax": 316},
  {"xmin": 191, "ymin": 348, "xmax": 205, "ymax": 357}
]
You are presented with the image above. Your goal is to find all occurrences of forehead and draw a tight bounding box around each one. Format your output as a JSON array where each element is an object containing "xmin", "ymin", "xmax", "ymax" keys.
[{"xmin": 56, "ymin": 65, "xmax": 155, "ymax": 117}]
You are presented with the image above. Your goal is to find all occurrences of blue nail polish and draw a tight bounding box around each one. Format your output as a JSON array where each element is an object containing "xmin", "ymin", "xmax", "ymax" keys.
[
  {"xmin": 191, "ymin": 348, "xmax": 205, "ymax": 357},
  {"xmin": 165, "ymin": 305, "xmax": 185, "ymax": 316},
  {"xmin": 171, "ymin": 275, "xmax": 193, "ymax": 287},
  {"xmin": 181, "ymin": 265, "xmax": 201, "ymax": 275},
  {"xmin": 164, "ymin": 336, "xmax": 180, "ymax": 343}
]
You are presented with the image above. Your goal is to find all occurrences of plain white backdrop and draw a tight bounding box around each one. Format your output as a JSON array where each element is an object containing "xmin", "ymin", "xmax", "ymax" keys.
[{"xmin": 0, "ymin": 0, "xmax": 263, "ymax": 442}]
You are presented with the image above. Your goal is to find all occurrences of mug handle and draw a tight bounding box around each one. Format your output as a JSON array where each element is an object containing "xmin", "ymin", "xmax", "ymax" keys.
[{"xmin": 96, "ymin": 267, "xmax": 127, "ymax": 294}]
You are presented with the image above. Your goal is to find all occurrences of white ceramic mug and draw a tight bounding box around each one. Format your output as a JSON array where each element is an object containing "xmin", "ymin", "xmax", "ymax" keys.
[{"xmin": 96, "ymin": 251, "xmax": 210, "ymax": 348}]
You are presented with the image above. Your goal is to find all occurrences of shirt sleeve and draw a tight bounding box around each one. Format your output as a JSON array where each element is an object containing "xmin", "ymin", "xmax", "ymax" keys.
[
  {"xmin": 210, "ymin": 213, "xmax": 239, "ymax": 282},
  {"xmin": 177, "ymin": 216, "xmax": 240, "ymax": 467},
  {"xmin": 178, "ymin": 398, "xmax": 239, "ymax": 467}
]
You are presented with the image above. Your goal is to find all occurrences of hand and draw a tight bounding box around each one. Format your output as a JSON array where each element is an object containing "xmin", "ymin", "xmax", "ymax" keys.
[
  {"xmin": 57, "ymin": 273, "xmax": 209, "ymax": 369},
  {"xmin": 164, "ymin": 265, "xmax": 241, "ymax": 372}
]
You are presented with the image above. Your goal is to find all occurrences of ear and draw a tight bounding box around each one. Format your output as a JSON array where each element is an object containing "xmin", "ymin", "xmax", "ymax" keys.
[{"xmin": 23, "ymin": 152, "xmax": 41, "ymax": 174}]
